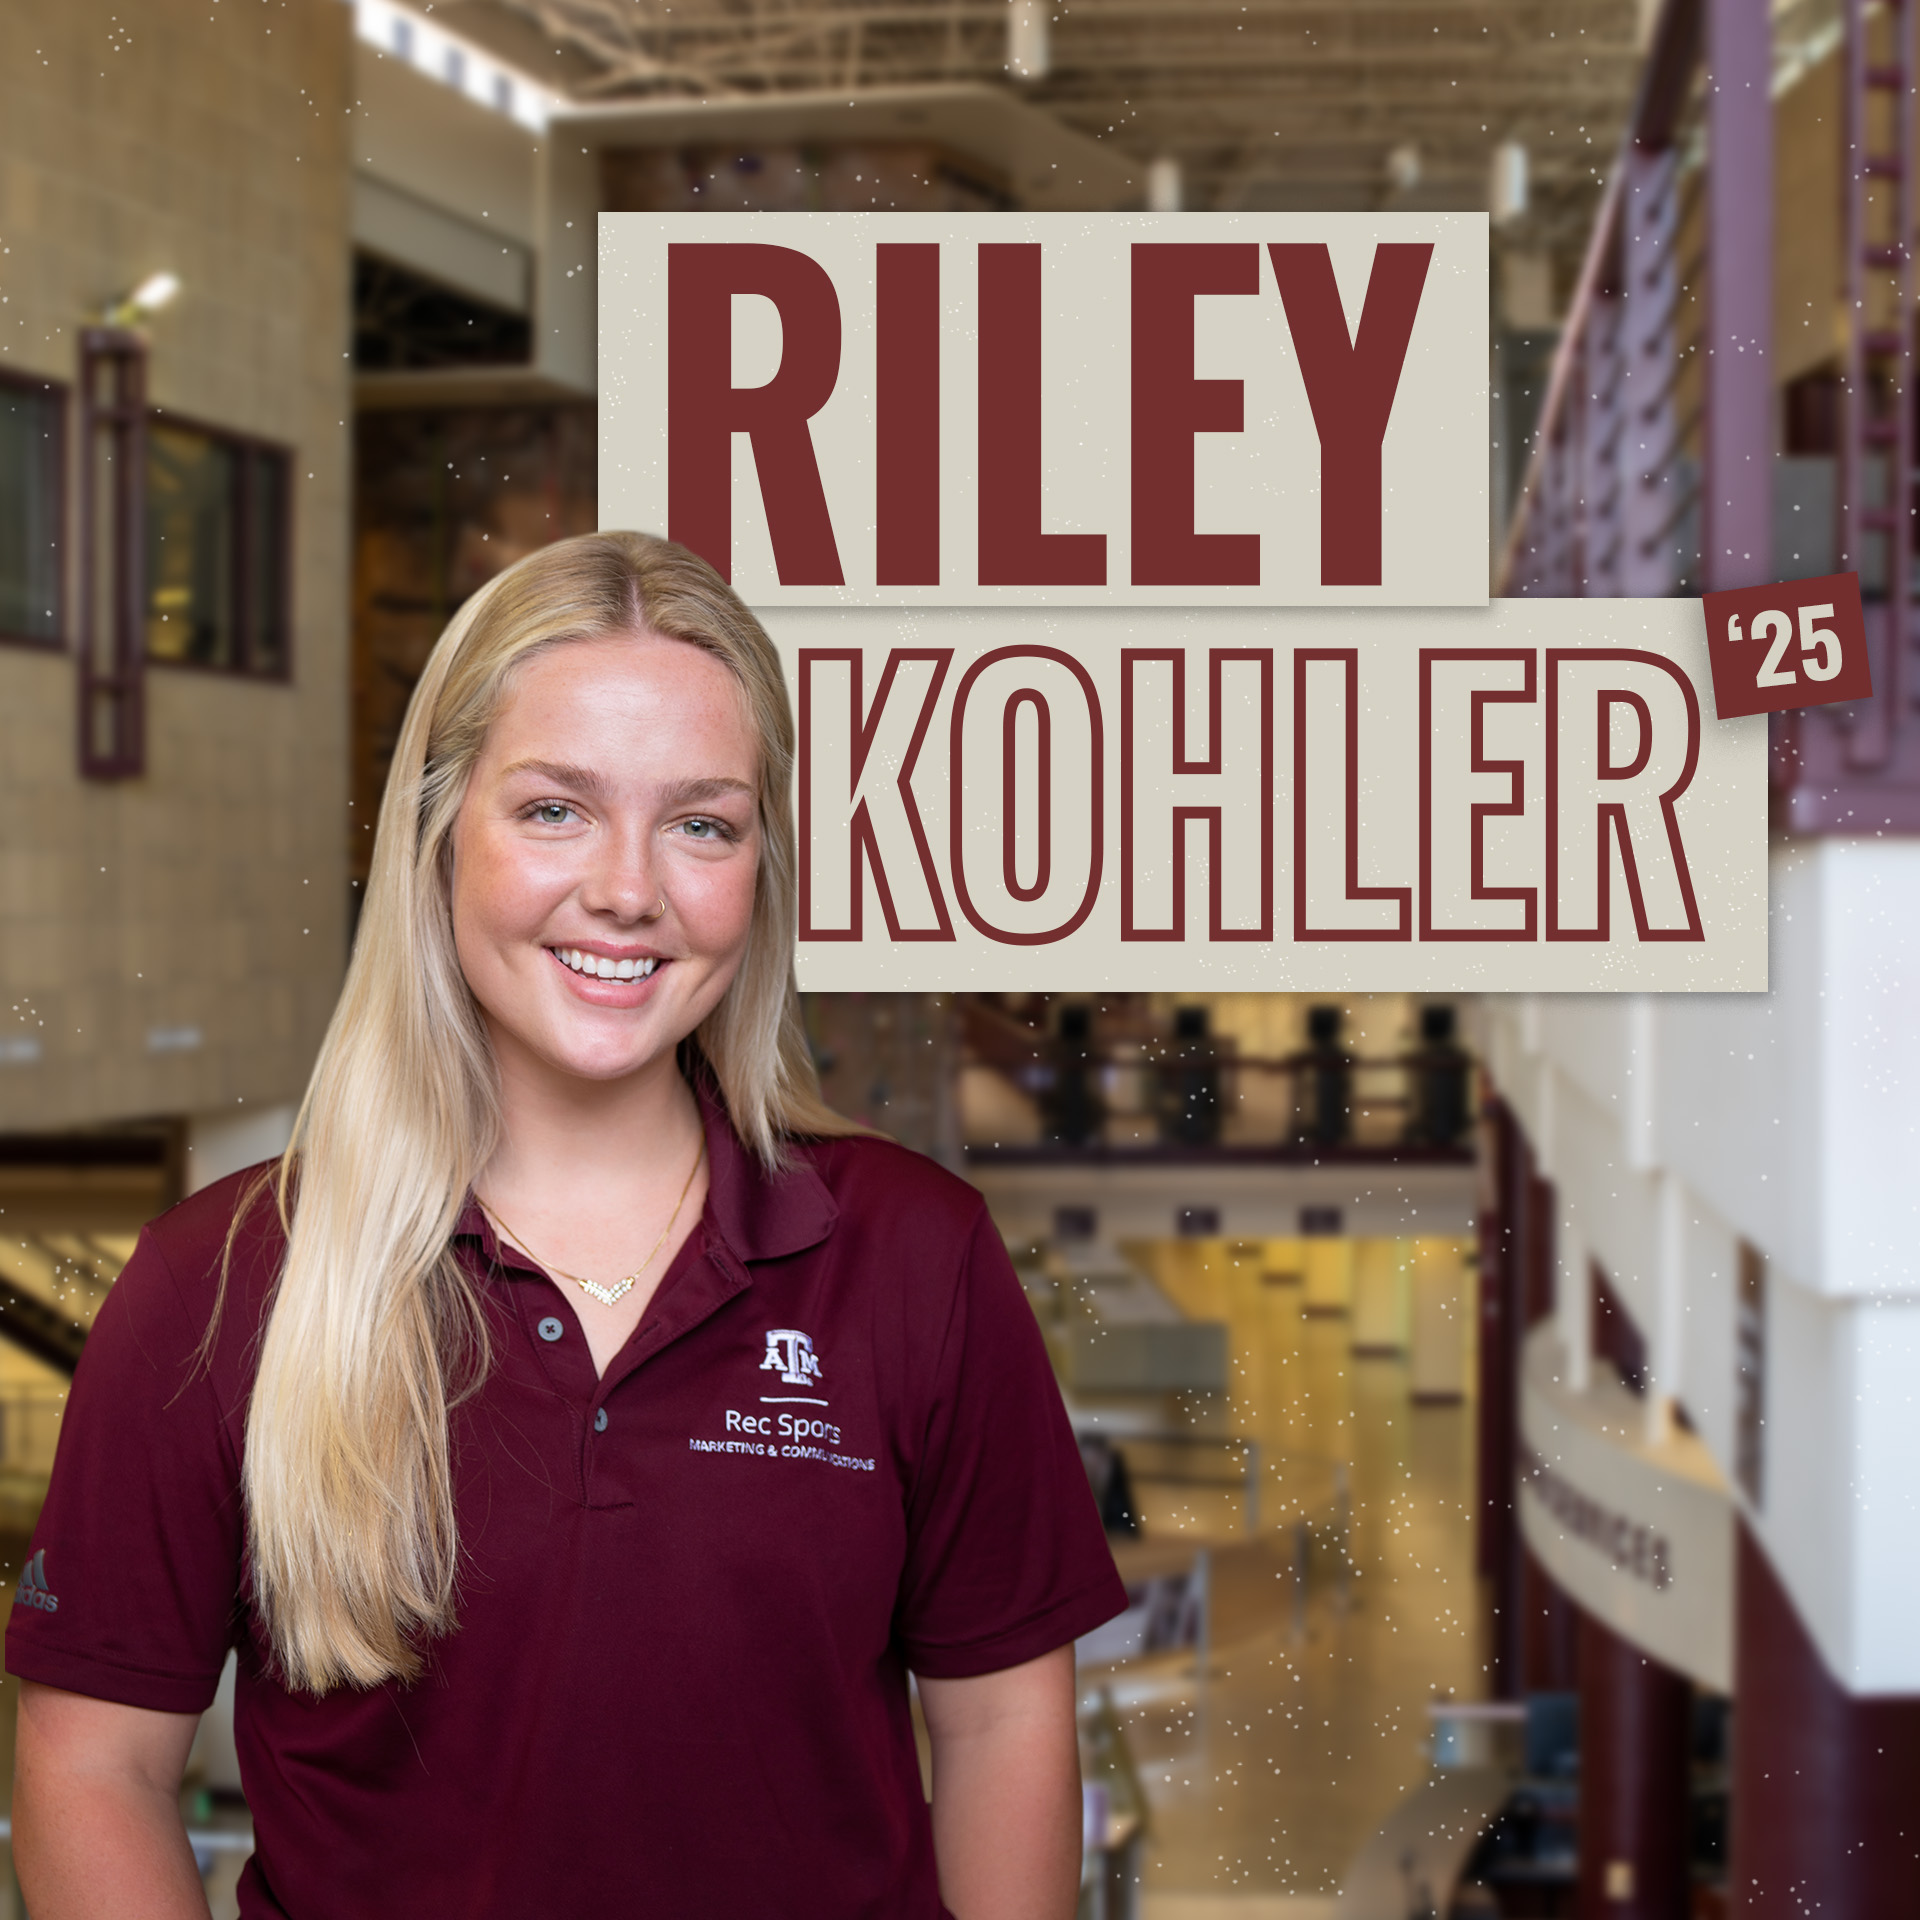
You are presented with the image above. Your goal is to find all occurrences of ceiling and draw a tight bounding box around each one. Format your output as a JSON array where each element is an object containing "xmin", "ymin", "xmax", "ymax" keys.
[{"xmin": 442, "ymin": 0, "xmax": 1649, "ymax": 252}]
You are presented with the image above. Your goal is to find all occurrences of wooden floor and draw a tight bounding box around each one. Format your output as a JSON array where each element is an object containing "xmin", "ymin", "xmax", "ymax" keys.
[{"xmin": 1098, "ymin": 1243, "xmax": 1486, "ymax": 1901}]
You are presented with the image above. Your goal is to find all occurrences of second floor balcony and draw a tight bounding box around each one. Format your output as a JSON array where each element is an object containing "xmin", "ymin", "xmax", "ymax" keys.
[{"xmin": 959, "ymin": 997, "xmax": 1479, "ymax": 1169}]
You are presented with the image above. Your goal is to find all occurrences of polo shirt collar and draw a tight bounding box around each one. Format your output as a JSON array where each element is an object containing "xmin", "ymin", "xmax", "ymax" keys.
[
  {"xmin": 690, "ymin": 1064, "xmax": 838, "ymax": 1264},
  {"xmin": 450, "ymin": 1063, "xmax": 838, "ymax": 1272}
]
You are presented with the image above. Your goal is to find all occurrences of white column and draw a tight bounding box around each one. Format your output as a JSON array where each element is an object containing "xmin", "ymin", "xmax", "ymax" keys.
[
  {"xmin": 1558, "ymin": 1201, "xmax": 1592, "ymax": 1392},
  {"xmin": 186, "ymin": 1105, "xmax": 297, "ymax": 1195}
]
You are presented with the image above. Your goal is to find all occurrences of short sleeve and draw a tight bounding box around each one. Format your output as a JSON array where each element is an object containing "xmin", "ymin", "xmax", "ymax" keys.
[
  {"xmin": 4, "ymin": 1228, "xmax": 243, "ymax": 1713},
  {"xmin": 894, "ymin": 1212, "xmax": 1127, "ymax": 1678}
]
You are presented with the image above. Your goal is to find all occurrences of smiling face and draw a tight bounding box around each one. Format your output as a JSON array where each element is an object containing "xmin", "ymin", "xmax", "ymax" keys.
[{"xmin": 449, "ymin": 631, "xmax": 762, "ymax": 1094}]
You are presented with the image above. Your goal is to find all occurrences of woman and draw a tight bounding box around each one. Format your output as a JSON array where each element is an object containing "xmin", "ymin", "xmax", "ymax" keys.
[{"xmin": 8, "ymin": 533, "xmax": 1125, "ymax": 1917}]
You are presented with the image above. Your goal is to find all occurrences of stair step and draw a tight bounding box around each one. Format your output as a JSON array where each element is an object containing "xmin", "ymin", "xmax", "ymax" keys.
[
  {"xmin": 1866, "ymin": 64, "xmax": 1907, "ymax": 88},
  {"xmin": 1863, "ymin": 329, "xmax": 1907, "ymax": 355},
  {"xmin": 1865, "ymin": 244, "xmax": 1908, "ymax": 268}
]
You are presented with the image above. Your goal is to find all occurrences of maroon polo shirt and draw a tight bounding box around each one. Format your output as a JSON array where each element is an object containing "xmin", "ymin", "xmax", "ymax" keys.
[{"xmin": 6, "ymin": 1087, "xmax": 1124, "ymax": 1918}]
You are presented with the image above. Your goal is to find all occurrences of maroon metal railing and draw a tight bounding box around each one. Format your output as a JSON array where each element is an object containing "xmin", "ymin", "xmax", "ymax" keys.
[
  {"xmin": 1495, "ymin": 0, "xmax": 1705, "ymax": 601},
  {"xmin": 1500, "ymin": 0, "xmax": 1920, "ymax": 831}
]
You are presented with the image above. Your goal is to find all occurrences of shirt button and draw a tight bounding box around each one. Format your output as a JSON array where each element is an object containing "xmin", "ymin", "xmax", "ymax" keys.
[
  {"xmin": 537, "ymin": 1316, "xmax": 564, "ymax": 1343},
  {"xmin": 593, "ymin": 1407, "xmax": 609, "ymax": 1433}
]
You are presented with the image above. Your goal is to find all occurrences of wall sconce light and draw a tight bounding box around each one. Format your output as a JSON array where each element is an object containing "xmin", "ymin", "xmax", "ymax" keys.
[{"xmin": 103, "ymin": 271, "xmax": 181, "ymax": 329}]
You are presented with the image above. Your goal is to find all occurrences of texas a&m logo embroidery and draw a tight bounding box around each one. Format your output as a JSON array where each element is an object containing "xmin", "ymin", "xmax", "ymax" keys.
[
  {"xmin": 760, "ymin": 1329, "xmax": 823, "ymax": 1390},
  {"xmin": 692, "ymin": 1328, "xmax": 871, "ymax": 1466}
]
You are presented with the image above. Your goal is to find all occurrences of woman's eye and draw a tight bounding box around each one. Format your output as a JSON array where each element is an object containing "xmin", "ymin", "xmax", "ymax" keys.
[
  {"xmin": 531, "ymin": 802, "xmax": 574, "ymax": 826},
  {"xmin": 678, "ymin": 816, "xmax": 735, "ymax": 842}
]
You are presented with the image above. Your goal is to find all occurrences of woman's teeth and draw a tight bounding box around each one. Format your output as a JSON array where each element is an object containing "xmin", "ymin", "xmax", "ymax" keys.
[{"xmin": 556, "ymin": 948, "xmax": 658, "ymax": 982}]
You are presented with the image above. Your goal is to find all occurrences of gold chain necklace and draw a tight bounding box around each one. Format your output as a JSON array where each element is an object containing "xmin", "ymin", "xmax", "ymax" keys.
[{"xmin": 479, "ymin": 1136, "xmax": 706, "ymax": 1308}]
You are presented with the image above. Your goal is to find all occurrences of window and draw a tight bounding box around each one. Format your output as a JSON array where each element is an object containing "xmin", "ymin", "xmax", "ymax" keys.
[
  {"xmin": 0, "ymin": 374, "xmax": 64, "ymax": 647},
  {"xmin": 145, "ymin": 417, "xmax": 290, "ymax": 677}
]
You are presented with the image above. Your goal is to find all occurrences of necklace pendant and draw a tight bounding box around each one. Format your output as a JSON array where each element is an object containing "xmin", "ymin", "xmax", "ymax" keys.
[{"xmin": 577, "ymin": 1274, "xmax": 636, "ymax": 1307}]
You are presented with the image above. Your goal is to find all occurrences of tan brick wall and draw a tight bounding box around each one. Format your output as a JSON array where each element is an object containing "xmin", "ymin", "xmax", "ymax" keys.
[{"xmin": 0, "ymin": 0, "xmax": 352, "ymax": 1131}]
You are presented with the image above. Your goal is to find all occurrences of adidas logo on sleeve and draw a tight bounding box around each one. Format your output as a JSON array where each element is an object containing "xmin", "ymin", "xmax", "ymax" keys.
[{"xmin": 15, "ymin": 1549, "xmax": 57, "ymax": 1614}]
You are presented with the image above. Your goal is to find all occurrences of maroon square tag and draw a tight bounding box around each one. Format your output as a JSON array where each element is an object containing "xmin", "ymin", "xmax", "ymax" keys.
[{"xmin": 1701, "ymin": 570, "xmax": 1872, "ymax": 719}]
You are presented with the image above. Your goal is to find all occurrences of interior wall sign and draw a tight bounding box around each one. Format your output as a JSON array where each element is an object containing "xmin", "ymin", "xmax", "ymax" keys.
[
  {"xmin": 598, "ymin": 213, "xmax": 1766, "ymax": 992},
  {"xmin": 600, "ymin": 213, "xmax": 1489, "ymax": 606}
]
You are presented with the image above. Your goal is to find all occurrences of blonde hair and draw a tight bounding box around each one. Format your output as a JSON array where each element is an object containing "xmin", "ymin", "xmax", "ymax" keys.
[{"xmin": 243, "ymin": 531, "xmax": 852, "ymax": 1693}]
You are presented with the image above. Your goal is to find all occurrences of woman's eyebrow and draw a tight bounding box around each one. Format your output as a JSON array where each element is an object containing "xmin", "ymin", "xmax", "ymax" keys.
[
  {"xmin": 499, "ymin": 758, "xmax": 613, "ymax": 798},
  {"xmin": 499, "ymin": 763, "xmax": 754, "ymax": 807},
  {"xmin": 658, "ymin": 776, "xmax": 756, "ymax": 806}
]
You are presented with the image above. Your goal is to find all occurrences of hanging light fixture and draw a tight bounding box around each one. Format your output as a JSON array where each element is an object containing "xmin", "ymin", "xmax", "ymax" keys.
[
  {"xmin": 1490, "ymin": 142, "xmax": 1530, "ymax": 225},
  {"xmin": 1008, "ymin": 0, "xmax": 1050, "ymax": 82}
]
